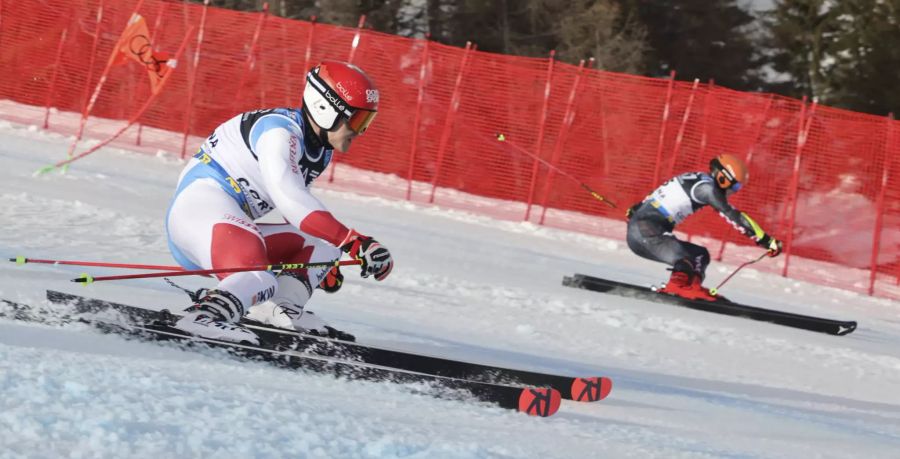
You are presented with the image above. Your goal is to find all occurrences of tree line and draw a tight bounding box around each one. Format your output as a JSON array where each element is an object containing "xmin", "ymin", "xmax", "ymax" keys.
[{"xmin": 196, "ymin": 0, "xmax": 900, "ymax": 116}]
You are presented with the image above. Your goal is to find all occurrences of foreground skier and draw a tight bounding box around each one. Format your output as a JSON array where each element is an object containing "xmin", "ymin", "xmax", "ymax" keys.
[
  {"xmin": 625, "ymin": 154, "xmax": 782, "ymax": 301},
  {"xmin": 166, "ymin": 61, "xmax": 393, "ymax": 343}
]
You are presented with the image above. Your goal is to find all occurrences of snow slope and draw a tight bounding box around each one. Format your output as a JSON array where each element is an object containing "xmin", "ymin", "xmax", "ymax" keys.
[{"xmin": 1, "ymin": 121, "xmax": 899, "ymax": 458}]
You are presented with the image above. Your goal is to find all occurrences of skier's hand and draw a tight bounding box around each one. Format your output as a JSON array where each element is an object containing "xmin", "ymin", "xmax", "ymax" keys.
[
  {"xmin": 318, "ymin": 265, "xmax": 343, "ymax": 293},
  {"xmin": 759, "ymin": 234, "xmax": 782, "ymax": 257},
  {"xmin": 340, "ymin": 229, "xmax": 394, "ymax": 281}
]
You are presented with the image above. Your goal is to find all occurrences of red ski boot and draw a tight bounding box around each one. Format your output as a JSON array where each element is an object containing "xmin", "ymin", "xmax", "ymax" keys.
[
  {"xmin": 657, "ymin": 271, "xmax": 718, "ymax": 302},
  {"xmin": 688, "ymin": 274, "xmax": 719, "ymax": 302}
]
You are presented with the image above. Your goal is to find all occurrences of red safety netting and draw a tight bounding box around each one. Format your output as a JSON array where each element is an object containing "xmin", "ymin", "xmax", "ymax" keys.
[{"xmin": 1, "ymin": 0, "xmax": 898, "ymax": 299}]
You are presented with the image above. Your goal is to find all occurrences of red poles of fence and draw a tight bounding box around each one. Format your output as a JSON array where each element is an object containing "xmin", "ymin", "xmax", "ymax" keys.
[
  {"xmin": 698, "ymin": 79, "xmax": 714, "ymax": 158},
  {"xmin": 328, "ymin": 14, "xmax": 367, "ymax": 184},
  {"xmin": 868, "ymin": 113, "xmax": 895, "ymax": 295},
  {"xmin": 538, "ymin": 58, "xmax": 588, "ymax": 226},
  {"xmin": 135, "ymin": 2, "xmax": 168, "ymax": 147},
  {"xmin": 781, "ymin": 98, "xmax": 818, "ymax": 277},
  {"xmin": 180, "ymin": 0, "xmax": 210, "ymax": 159},
  {"xmin": 298, "ymin": 16, "xmax": 317, "ymax": 105},
  {"xmin": 429, "ymin": 41, "xmax": 474, "ymax": 204},
  {"xmin": 405, "ymin": 35, "xmax": 431, "ymax": 201},
  {"xmin": 231, "ymin": 2, "xmax": 268, "ymax": 114},
  {"xmin": 68, "ymin": 0, "xmax": 107, "ymax": 159},
  {"xmin": 347, "ymin": 14, "xmax": 366, "ymax": 65},
  {"xmin": 42, "ymin": 27, "xmax": 68, "ymax": 129},
  {"xmin": 667, "ymin": 78, "xmax": 700, "ymax": 178},
  {"xmin": 652, "ymin": 70, "xmax": 677, "ymax": 186},
  {"xmin": 524, "ymin": 50, "xmax": 557, "ymax": 222}
]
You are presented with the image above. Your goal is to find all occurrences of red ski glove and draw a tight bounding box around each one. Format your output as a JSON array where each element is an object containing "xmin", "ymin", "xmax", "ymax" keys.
[
  {"xmin": 339, "ymin": 229, "xmax": 394, "ymax": 281},
  {"xmin": 318, "ymin": 265, "xmax": 343, "ymax": 293}
]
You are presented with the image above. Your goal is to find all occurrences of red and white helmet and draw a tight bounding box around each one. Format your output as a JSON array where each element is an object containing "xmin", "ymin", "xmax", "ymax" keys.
[{"xmin": 302, "ymin": 60, "xmax": 379, "ymax": 134}]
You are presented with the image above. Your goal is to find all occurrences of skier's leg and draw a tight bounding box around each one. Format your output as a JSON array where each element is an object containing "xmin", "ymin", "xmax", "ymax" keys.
[
  {"xmin": 167, "ymin": 178, "xmax": 275, "ymax": 342},
  {"xmin": 245, "ymin": 224, "xmax": 346, "ymax": 337},
  {"xmin": 626, "ymin": 218, "xmax": 690, "ymax": 266},
  {"xmin": 627, "ymin": 217, "xmax": 714, "ymax": 299}
]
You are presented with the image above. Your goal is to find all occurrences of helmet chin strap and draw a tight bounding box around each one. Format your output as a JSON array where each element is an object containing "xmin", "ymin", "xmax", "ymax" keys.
[{"xmin": 301, "ymin": 105, "xmax": 335, "ymax": 150}]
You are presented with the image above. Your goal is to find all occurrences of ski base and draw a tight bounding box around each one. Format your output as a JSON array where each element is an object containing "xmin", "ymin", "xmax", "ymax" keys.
[{"xmin": 563, "ymin": 274, "xmax": 857, "ymax": 336}]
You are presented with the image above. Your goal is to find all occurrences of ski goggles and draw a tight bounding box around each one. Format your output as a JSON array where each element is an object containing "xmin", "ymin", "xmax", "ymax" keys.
[
  {"xmin": 346, "ymin": 108, "xmax": 377, "ymax": 134},
  {"xmin": 715, "ymin": 169, "xmax": 742, "ymax": 191}
]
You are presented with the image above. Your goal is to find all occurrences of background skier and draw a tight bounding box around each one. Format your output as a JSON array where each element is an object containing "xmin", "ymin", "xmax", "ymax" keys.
[{"xmin": 625, "ymin": 154, "xmax": 782, "ymax": 301}]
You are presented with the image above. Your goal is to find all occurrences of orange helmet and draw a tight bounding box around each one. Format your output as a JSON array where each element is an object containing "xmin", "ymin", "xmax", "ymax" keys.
[{"xmin": 710, "ymin": 154, "xmax": 748, "ymax": 192}]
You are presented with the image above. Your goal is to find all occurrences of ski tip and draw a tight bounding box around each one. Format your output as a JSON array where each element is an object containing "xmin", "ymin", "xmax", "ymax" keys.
[
  {"xmin": 518, "ymin": 387, "xmax": 562, "ymax": 417},
  {"xmin": 570, "ymin": 377, "xmax": 613, "ymax": 402}
]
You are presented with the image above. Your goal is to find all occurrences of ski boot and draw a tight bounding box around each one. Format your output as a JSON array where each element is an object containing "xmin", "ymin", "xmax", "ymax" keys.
[
  {"xmin": 657, "ymin": 270, "xmax": 717, "ymax": 302},
  {"xmin": 173, "ymin": 289, "xmax": 259, "ymax": 344},
  {"xmin": 246, "ymin": 301, "xmax": 356, "ymax": 341}
]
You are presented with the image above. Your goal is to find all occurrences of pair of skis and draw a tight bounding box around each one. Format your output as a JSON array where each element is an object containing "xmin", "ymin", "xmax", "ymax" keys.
[
  {"xmin": 1, "ymin": 291, "xmax": 613, "ymax": 417},
  {"xmin": 563, "ymin": 273, "xmax": 857, "ymax": 336}
]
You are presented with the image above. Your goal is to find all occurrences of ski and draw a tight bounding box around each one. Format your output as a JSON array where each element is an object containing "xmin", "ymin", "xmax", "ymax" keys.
[
  {"xmin": 1, "ymin": 296, "xmax": 561, "ymax": 417},
  {"xmin": 562, "ymin": 273, "xmax": 857, "ymax": 336},
  {"xmin": 44, "ymin": 290, "xmax": 611, "ymax": 402}
]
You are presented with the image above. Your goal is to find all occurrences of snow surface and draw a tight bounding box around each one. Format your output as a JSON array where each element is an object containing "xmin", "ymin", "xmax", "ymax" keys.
[{"xmin": 1, "ymin": 120, "xmax": 899, "ymax": 459}]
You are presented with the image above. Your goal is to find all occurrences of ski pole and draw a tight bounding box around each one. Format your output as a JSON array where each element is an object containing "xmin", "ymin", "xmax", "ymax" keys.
[
  {"xmin": 495, "ymin": 133, "xmax": 617, "ymax": 209},
  {"xmin": 71, "ymin": 259, "xmax": 362, "ymax": 284},
  {"xmin": 10, "ymin": 256, "xmax": 184, "ymax": 271},
  {"xmin": 709, "ymin": 252, "xmax": 768, "ymax": 296}
]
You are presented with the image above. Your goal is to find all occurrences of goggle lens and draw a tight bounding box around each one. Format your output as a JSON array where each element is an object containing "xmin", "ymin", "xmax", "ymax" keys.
[{"xmin": 347, "ymin": 109, "xmax": 377, "ymax": 134}]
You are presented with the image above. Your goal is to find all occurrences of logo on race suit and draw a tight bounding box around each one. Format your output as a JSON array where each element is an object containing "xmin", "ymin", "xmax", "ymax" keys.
[
  {"xmin": 223, "ymin": 213, "xmax": 258, "ymax": 232},
  {"xmin": 366, "ymin": 89, "xmax": 379, "ymax": 104},
  {"xmin": 336, "ymin": 82, "xmax": 353, "ymax": 101},
  {"xmin": 225, "ymin": 177, "xmax": 242, "ymax": 194},
  {"xmin": 237, "ymin": 177, "xmax": 271, "ymax": 212},
  {"xmin": 251, "ymin": 285, "xmax": 276, "ymax": 304},
  {"xmin": 289, "ymin": 136, "xmax": 299, "ymax": 174}
]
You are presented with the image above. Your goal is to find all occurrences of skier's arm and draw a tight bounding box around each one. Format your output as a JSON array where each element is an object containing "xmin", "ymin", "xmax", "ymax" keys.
[
  {"xmin": 252, "ymin": 115, "xmax": 350, "ymax": 246},
  {"xmin": 251, "ymin": 115, "xmax": 395, "ymax": 278},
  {"xmin": 695, "ymin": 182, "xmax": 783, "ymax": 255}
]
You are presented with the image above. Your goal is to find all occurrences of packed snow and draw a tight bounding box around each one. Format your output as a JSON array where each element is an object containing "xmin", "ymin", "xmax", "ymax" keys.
[{"xmin": 1, "ymin": 120, "xmax": 899, "ymax": 458}]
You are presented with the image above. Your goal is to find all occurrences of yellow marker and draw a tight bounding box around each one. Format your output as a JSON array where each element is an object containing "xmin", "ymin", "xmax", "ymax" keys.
[
  {"xmin": 709, "ymin": 288, "xmax": 718, "ymax": 296},
  {"xmin": 15, "ymin": 256, "xmax": 26, "ymax": 265},
  {"xmin": 78, "ymin": 273, "xmax": 94, "ymax": 285}
]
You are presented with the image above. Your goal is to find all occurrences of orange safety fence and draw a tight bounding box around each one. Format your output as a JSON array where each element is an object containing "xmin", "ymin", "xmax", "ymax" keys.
[{"xmin": 1, "ymin": 0, "xmax": 898, "ymax": 299}]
